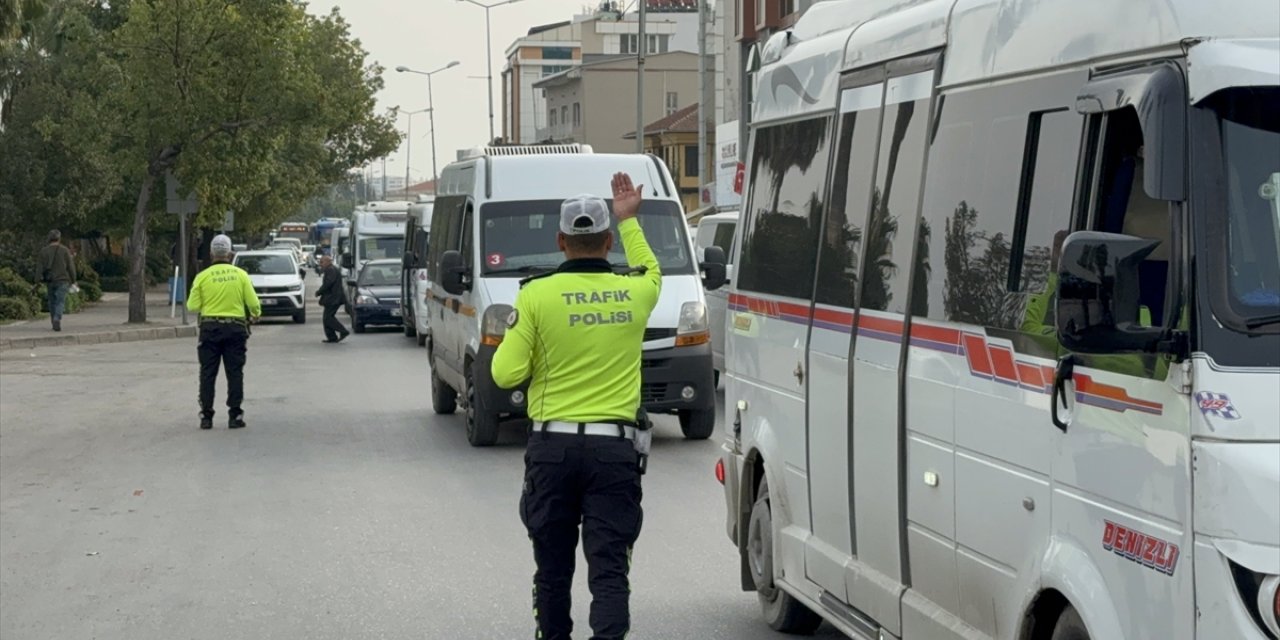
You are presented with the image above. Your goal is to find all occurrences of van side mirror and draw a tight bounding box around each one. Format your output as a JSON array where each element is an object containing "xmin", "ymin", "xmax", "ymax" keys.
[
  {"xmin": 1055, "ymin": 231, "xmax": 1165, "ymax": 354},
  {"xmin": 340, "ymin": 253, "xmax": 353, "ymax": 270},
  {"xmin": 298, "ymin": 268, "xmax": 306, "ymax": 279},
  {"xmin": 440, "ymin": 249, "xmax": 470, "ymax": 295},
  {"xmin": 700, "ymin": 246, "xmax": 727, "ymax": 291},
  {"xmin": 403, "ymin": 251, "xmax": 415, "ymax": 269}
]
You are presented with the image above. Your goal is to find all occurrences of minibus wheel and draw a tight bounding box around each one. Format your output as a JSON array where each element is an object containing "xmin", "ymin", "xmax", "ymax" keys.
[
  {"xmin": 748, "ymin": 476, "xmax": 823, "ymax": 634},
  {"xmin": 465, "ymin": 365, "xmax": 500, "ymax": 447},
  {"xmin": 1051, "ymin": 606, "xmax": 1089, "ymax": 640},
  {"xmin": 678, "ymin": 408, "xmax": 715, "ymax": 440},
  {"xmin": 431, "ymin": 366, "xmax": 457, "ymax": 415}
]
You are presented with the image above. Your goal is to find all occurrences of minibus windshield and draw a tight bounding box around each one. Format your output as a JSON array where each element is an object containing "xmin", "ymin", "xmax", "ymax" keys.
[
  {"xmin": 479, "ymin": 200, "xmax": 694, "ymax": 276},
  {"xmin": 1209, "ymin": 87, "xmax": 1280, "ymax": 330}
]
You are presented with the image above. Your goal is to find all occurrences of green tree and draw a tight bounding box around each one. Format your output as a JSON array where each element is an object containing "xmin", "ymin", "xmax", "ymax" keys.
[{"xmin": 105, "ymin": 1, "xmax": 398, "ymax": 322}]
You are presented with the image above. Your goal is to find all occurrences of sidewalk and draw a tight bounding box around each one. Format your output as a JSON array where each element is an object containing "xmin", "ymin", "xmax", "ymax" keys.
[{"xmin": 0, "ymin": 287, "xmax": 198, "ymax": 351}]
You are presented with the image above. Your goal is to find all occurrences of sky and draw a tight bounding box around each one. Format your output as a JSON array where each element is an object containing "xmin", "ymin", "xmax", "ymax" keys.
[{"xmin": 305, "ymin": 0, "xmax": 606, "ymax": 186}]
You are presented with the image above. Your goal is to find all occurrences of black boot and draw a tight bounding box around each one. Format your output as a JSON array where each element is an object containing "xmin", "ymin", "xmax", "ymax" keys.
[
  {"xmin": 228, "ymin": 413, "xmax": 246, "ymax": 429},
  {"xmin": 52, "ymin": 319, "xmax": 61, "ymax": 332},
  {"xmin": 199, "ymin": 413, "xmax": 214, "ymax": 430}
]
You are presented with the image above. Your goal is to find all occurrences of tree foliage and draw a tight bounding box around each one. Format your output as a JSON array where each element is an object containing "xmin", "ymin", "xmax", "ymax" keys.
[{"xmin": 0, "ymin": 0, "xmax": 399, "ymax": 322}]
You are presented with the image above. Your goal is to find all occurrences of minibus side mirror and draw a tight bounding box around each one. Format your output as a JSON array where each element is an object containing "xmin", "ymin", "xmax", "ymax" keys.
[
  {"xmin": 440, "ymin": 249, "xmax": 470, "ymax": 295},
  {"xmin": 700, "ymin": 246, "xmax": 727, "ymax": 291},
  {"xmin": 298, "ymin": 268, "xmax": 306, "ymax": 279},
  {"xmin": 1055, "ymin": 231, "xmax": 1165, "ymax": 354},
  {"xmin": 340, "ymin": 253, "xmax": 353, "ymax": 270},
  {"xmin": 402, "ymin": 251, "xmax": 415, "ymax": 269}
]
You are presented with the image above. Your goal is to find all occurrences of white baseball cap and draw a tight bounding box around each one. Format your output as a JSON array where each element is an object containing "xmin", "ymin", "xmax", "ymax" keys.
[
  {"xmin": 559, "ymin": 194, "xmax": 611, "ymax": 235},
  {"xmin": 211, "ymin": 234, "xmax": 234, "ymax": 256}
]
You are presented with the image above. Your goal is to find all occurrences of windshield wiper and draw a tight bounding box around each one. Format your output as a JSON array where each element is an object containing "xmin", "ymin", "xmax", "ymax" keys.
[
  {"xmin": 486, "ymin": 265, "xmax": 555, "ymax": 276},
  {"xmin": 1244, "ymin": 312, "xmax": 1280, "ymax": 329}
]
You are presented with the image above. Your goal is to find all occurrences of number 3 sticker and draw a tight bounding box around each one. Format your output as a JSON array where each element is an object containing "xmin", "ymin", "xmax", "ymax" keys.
[{"xmin": 487, "ymin": 253, "xmax": 504, "ymax": 266}]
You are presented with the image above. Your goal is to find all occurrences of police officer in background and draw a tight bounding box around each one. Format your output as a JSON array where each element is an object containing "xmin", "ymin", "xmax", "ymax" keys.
[
  {"xmin": 187, "ymin": 234, "xmax": 261, "ymax": 430},
  {"xmin": 492, "ymin": 173, "xmax": 661, "ymax": 640}
]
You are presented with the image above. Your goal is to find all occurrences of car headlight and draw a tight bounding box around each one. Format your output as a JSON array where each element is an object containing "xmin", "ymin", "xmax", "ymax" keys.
[
  {"xmin": 676, "ymin": 301, "xmax": 710, "ymax": 346},
  {"xmin": 356, "ymin": 290, "xmax": 378, "ymax": 305},
  {"xmin": 289, "ymin": 284, "xmax": 303, "ymax": 292},
  {"xmin": 482, "ymin": 303, "xmax": 514, "ymax": 346}
]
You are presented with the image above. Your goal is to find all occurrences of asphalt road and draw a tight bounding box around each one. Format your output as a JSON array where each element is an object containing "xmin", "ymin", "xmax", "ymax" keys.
[{"xmin": 0, "ymin": 282, "xmax": 844, "ymax": 640}]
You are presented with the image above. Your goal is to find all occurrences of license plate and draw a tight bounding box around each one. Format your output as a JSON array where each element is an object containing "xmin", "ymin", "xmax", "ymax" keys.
[
  {"xmin": 391, "ymin": 309, "xmax": 401, "ymax": 317},
  {"xmin": 261, "ymin": 298, "xmax": 277, "ymax": 305}
]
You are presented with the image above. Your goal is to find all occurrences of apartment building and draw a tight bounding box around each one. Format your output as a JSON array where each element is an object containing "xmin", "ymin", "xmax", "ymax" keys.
[
  {"xmin": 501, "ymin": 21, "xmax": 583, "ymax": 145},
  {"xmin": 535, "ymin": 51, "xmax": 699, "ymax": 153}
]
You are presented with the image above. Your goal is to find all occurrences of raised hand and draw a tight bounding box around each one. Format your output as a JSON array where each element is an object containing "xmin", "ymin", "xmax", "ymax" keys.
[{"xmin": 610, "ymin": 172, "xmax": 644, "ymax": 222}]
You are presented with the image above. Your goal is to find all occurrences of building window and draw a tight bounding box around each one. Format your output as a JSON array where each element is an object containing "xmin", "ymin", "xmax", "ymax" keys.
[
  {"xmin": 550, "ymin": 108, "xmax": 557, "ymax": 127},
  {"xmin": 572, "ymin": 103, "xmax": 581, "ymax": 128},
  {"xmin": 622, "ymin": 33, "xmax": 670, "ymax": 55},
  {"xmin": 561, "ymin": 106, "xmax": 568, "ymax": 129},
  {"xmin": 541, "ymin": 64, "xmax": 570, "ymax": 77},
  {"xmin": 781, "ymin": 0, "xmax": 795, "ymax": 18},
  {"xmin": 666, "ymin": 92, "xmax": 679, "ymax": 115},
  {"xmin": 542, "ymin": 46, "xmax": 573, "ymax": 60},
  {"xmin": 685, "ymin": 145, "xmax": 699, "ymax": 178}
]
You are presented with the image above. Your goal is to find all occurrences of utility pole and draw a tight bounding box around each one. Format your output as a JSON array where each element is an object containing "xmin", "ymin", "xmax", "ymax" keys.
[
  {"xmin": 635, "ymin": 0, "xmax": 646, "ymax": 154},
  {"xmin": 458, "ymin": 0, "xmax": 520, "ymax": 144},
  {"xmin": 697, "ymin": 0, "xmax": 708, "ymax": 197},
  {"xmin": 405, "ymin": 115, "xmax": 413, "ymax": 198},
  {"xmin": 381, "ymin": 156, "xmax": 388, "ymax": 199}
]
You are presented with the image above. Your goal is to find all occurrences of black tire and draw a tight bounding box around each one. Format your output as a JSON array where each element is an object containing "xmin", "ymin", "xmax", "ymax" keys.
[
  {"xmin": 678, "ymin": 408, "xmax": 716, "ymax": 440},
  {"xmin": 1050, "ymin": 606, "xmax": 1090, "ymax": 640},
  {"xmin": 464, "ymin": 365, "xmax": 500, "ymax": 447},
  {"xmin": 431, "ymin": 366, "xmax": 457, "ymax": 415},
  {"xmin": 748, "ymin": 476, "xmax": 823, "ymax": 635},
  {"xmin": 353, "ymin": 321, "xmax": 365, "ymax": 334},
  {"xmin": 403, "ymin": 315, "xmax": 416, "ymax": 337},
  {"xmin": 416, "ymin": 331, "xmax": 427, "ymax": 347},
  {"xmin": 293, "ymin": 310, "xmax": 306, "ymax": 324}
]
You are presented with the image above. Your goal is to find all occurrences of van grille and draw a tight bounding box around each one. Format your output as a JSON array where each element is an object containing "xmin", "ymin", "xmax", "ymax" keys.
[
  {"xmin": 643, "ymin": 328, "xmax": 676, "ymax": 342},
  {"xmin": 255, "ymin": 286, "xmax": 294, "ymax": 294},
  {"xmin": 640, "ymin": 383, "xmax": 668, "ymax": 404}
]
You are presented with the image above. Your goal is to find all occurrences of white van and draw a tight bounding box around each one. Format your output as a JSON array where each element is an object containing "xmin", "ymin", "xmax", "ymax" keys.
[
  {"xmin": 401, "ymin": 198, "xmax": 435, "ymax": 345},
  {"xmin": 718, "ymin": 2, "xmax": 1279, "ymax": 640},
  {"xmin": 341, "ymin": 202, "xmax": 410, "ymax": 315},
  {"xmin": 694, "ymin": 210, "xmax": 738, "ymax": 384},
  {"xmin": 425, "ymin": 145, "xmax": 727, "ymax": 446}
]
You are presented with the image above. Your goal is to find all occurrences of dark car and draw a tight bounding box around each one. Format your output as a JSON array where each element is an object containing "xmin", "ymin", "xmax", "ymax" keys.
[{"xmin": 352, "ymin": 259, "xmax": 403, "ymax": 333}]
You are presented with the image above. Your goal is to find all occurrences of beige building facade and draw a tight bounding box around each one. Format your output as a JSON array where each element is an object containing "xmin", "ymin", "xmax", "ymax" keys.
[{"xmin": 534, "ymin": 51, "xmax": 699, "ymax": 154}]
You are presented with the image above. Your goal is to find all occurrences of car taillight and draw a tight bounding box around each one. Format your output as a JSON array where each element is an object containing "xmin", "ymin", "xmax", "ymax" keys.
[
  {"xmin": 1259, "ymin": 574, "xmax": 1280, "ymax": 637},
  {"xmin": 715, "ymin": 458, "xmax": 725, "ymax": 485}
]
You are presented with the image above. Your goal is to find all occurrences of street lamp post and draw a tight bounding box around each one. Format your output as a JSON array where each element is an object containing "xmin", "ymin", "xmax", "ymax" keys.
[
  {"xmin": 396, "ymin": 61, "xmax": 460, "ymax": 186},
  {"xmin": 395, "ymin": 107, "xmax": 430, "ymax": 196},
  {"xmin": 457, "ymin": 0, "xmax": 522, "ymax": 144}
]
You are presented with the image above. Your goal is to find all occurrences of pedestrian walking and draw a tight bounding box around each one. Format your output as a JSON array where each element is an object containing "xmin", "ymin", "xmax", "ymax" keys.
[
  {"xmin": 316, "ymin": 254, "xmax": 349, "ymax": 343},
  {"xmin": 36, "ymin": 230, "xmax": 76, "ymax": 332},
  {"xmin": 492, "ymin": 173, "xmax": 662, "ymax": 640},
  {"xmin": 187, "ymin": 235, "xmax": 261, "ymax": 430}
]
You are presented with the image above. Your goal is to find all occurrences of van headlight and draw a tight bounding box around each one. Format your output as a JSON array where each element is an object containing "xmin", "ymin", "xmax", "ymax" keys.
[
  {"xmin": 676, "ymin": 301, "xmax": 710, "ymax": 347},
  {"xmin": 289, "ymin": 283, "xmax": 304, "ymax": 292},
  {"xmin": 482, "ymin": 303, "xmax": 514, "ymax": 347}
]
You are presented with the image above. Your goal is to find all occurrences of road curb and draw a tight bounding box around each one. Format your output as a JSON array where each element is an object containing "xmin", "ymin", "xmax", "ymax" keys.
[{"xmin": 0, "ymin": 325, "xmax": 197, "ymax": 351}]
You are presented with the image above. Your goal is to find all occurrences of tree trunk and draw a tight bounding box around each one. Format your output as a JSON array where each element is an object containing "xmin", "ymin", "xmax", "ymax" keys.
[{"xmin": 127, "ymin": 171, "xmax": 157, "ymax": 323}]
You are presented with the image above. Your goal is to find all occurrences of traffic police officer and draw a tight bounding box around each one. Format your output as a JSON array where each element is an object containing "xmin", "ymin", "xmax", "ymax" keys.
[
  {"xmin": 492, "ymin": 172, "xmax": 661, "ymax": 640},
  {"xmin": 187, "ymin": 234, "xmax": 261, "ymax": 430}
]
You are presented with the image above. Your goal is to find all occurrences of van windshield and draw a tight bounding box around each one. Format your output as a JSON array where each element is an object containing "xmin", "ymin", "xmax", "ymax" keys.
[
  {"xmin": 1206, "ymin": 87, "xmax": 1280, "ymax": 330},
  {"xmin": 235, "ymin": 254, "xmax": 295, "ymax": 275},
  {"xmin": 479, "ymin": 200, "xmax": 694, "ymax": 276},
  {"xmin": 358, "ymin": 236, "xmax": 404, "ymax": 262}
]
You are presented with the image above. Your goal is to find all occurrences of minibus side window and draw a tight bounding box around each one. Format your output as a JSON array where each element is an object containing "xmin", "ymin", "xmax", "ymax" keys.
[
  {"xmin": 712, "ymin": 222, "xmax": 736, "ymax": 266},
  {"xmin": 737, "ymin": 118, "xmax": 831, "ymax": 299},
  {"xmin": 1083, "ymin": 107, "xmax": 1172, "ymax": 328},
  {"xmin": 815, "ymin": 101, "xmax": 880, "ymax": 308},
  {"xmin": 860, "ymin": 77, "xmax": 931, "ymax": 314}
]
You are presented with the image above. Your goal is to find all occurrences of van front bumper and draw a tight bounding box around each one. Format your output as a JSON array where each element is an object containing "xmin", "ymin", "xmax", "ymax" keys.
[
  {"xmin": 640, "ymin": 342, "xmax": 715, "ymax": 413},
  {"xmin": 472, "ymin": 342, "xmax": 716, "ymax": 417}
]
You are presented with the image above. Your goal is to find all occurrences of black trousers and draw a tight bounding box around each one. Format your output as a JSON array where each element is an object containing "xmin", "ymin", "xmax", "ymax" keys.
[
  {"xmin": 322, "ymin": 303, "xmax": 348, "ymax": 340},
  {"xmin": 519, "ymin": 432, "xmax": 643, "ymax": 640},
  {"xmin": 197, "ymin": 322, "xmax": 248, "ymax": 417}
]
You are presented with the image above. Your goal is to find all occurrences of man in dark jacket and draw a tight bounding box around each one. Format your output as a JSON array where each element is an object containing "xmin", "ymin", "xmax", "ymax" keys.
[
  {"xmin": 37, "ymin": 230, "xmax": 77, "ymax": 332},
  {"xmin": 315, "ymin": 254, "xmax": 349, "ymax": 343}
]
